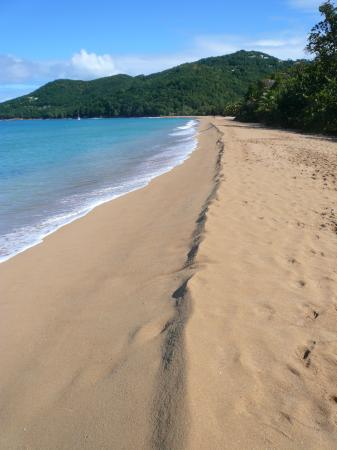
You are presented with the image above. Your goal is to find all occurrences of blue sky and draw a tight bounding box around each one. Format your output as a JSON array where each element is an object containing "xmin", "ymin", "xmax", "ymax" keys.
[{"xmin": 0, "ymin": 0, "xmax": 323, "ymax": 101}]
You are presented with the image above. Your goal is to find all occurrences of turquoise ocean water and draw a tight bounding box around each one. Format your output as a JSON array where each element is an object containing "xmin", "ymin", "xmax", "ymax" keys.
[{"xmin": 0, "ymin": 117, "xmax": 198, "ymax": 262}]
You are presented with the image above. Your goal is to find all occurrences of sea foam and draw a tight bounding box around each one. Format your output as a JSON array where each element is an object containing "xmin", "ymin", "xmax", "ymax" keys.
[{"xmin": 0, "ymin": 118, "xmax": 198, "ymax": 262}]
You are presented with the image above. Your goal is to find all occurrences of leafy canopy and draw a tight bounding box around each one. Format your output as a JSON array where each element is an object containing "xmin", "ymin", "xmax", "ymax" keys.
[
  {"xmin": 306, "ymin": 1, "xmax": 337, "ymax": 61},
  {"xmin": 237, "ymin": 1, "xmax": 337, "ymax": 134}
]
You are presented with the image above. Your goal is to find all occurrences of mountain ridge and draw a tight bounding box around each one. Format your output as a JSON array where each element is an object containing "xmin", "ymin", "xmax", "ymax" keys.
[{"xmin": 0, "ymin": 50, "xmax": 297, "ymax": 118}]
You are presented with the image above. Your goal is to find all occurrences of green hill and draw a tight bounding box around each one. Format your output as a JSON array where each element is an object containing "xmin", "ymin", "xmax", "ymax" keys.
[{"xmin": 0, "ymin": 51, "xmax": 295, "ymax": 119}]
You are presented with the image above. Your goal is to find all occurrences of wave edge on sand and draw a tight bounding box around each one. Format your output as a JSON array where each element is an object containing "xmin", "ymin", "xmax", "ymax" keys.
[{"xmin": 152, "ymin": 123, "xmax": 225, "ymax": 450}]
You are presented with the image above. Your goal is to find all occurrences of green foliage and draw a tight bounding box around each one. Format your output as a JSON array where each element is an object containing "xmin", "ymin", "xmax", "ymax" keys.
[
  {"xmin": 306, "ymin": 1, "xmax": 337, "ymax": 61},
  {"xmin": 0, "ymin": 51, "xmax": 293, "ymax": 119},
  {"xmin": 237, "ymin": 1, "xmax": 337, "ymax": 134},
  {"xmin": 222, "ymin": 102, "xmax": 243, "ymax": 116}
]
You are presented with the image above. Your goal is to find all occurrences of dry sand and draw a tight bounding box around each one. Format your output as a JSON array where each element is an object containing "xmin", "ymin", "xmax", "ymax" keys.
[
  {"xmin": 187, "ymin": 118, "xmax": 337, "ymax": 449},
  {"xmin": 1, "ymin": 117, "xmax": 337, "ymax": 449}
]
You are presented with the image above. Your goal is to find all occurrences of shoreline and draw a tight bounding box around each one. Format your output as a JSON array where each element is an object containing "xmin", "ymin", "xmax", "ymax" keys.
[
  {"xmin": 0, "ymin": 117, "xmax": 222, "ymax": 449},
  {"xmin": 0, "ymin": 115, "xmax": 199, "ymax": 121},
  {"xmin": 0, "ymin": 117, "xmax": 198, "ymax": 264}
]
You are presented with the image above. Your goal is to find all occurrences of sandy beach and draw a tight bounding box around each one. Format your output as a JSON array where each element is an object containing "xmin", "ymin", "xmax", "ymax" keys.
[{"xmin": 1, "ymin": 117, "xmax": 337, "ymax": 449}]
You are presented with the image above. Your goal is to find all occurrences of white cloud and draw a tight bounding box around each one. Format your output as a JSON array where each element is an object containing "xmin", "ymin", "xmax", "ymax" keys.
[
  {"xmin": 253, "ymin": 39, "xmax": 292, "ymax": 47},
  {"xmin": 70, "ymin": 49, "xmax": 118, "ymax": 78},
  {"xmin": 0, "ymin": 55, "xmax": 37, "ymax": 83},
  {"xmin": 195, "ymin": 34, "xmax": 307, "ymax": 60},
  {"xmin": 114, "ymin": 54, "xmax": 198, "ymax": 75},
  {"xmin": 0, "ymin": 50, "xmax": 120, "ymax": 85}
]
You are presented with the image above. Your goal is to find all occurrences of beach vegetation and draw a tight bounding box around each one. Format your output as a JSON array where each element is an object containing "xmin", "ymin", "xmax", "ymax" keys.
[{"xmin": 237, "ymin": 1, "xmax": 337, "ymax": 134}]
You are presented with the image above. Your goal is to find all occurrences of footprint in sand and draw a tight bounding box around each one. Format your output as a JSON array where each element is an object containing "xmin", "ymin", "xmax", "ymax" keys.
[{"xmin": 302, "ymin": 340, "xmax": 316, "ymax": 368}]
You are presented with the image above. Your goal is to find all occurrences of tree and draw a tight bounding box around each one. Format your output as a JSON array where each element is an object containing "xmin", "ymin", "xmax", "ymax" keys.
[{"xmin": 306, "ymin": 1, "xmax": 337, "ymax": 61}]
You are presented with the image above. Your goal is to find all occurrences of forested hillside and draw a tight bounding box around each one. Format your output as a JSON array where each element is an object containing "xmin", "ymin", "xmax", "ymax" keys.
[{"xmin": 0, "ymin": 51, "xmax": 294, "ymax": 118}]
